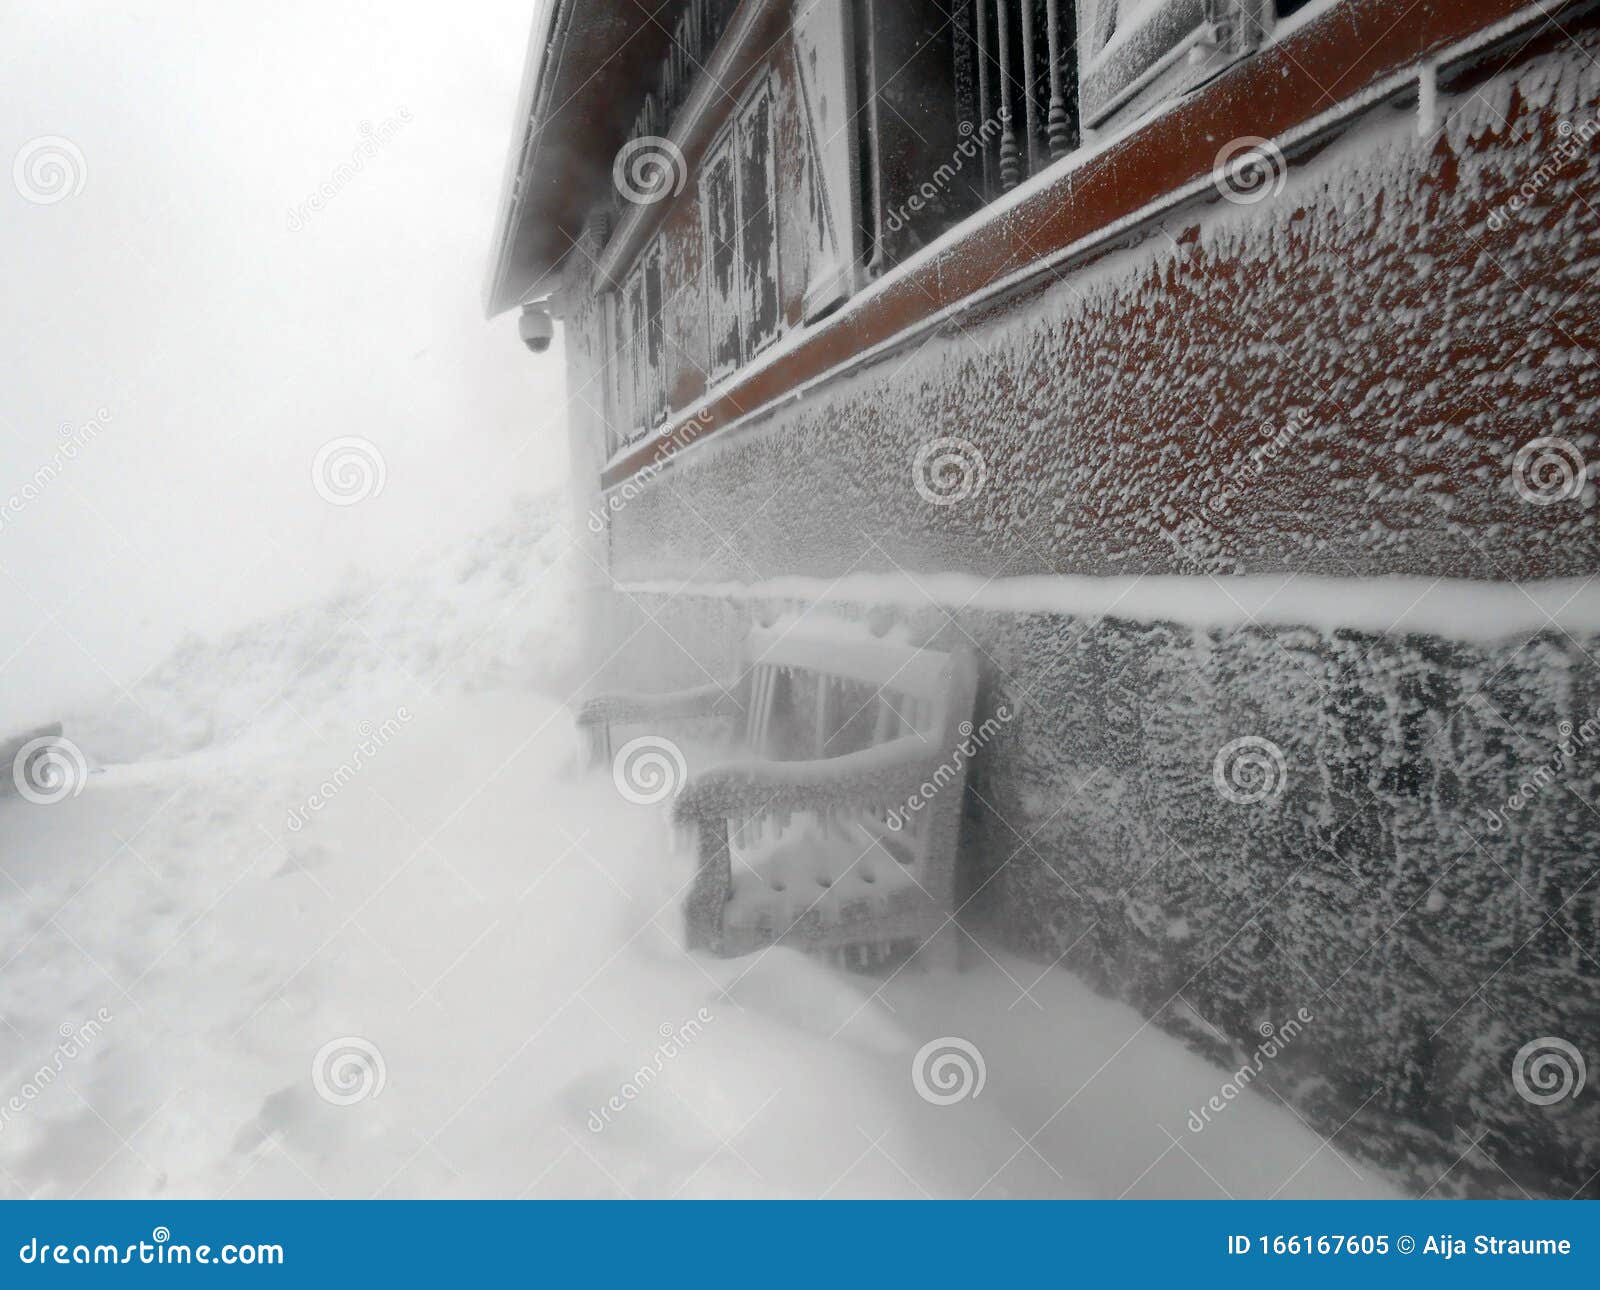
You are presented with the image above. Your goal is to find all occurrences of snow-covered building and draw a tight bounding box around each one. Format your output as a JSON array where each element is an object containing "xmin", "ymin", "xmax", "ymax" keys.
[{"xmin": 486, "ymin": 0, "xmax": 1600, "ymax": 1196}]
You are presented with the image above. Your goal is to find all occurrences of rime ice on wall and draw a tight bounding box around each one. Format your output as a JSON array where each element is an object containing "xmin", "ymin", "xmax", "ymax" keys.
[
  {"xmin": 601, "ymin": 586, "xmax": 1600, "ymax": 1198},
  {"xmin": 605, "ymin": 30, "xmax": 1600, "ymax": 584},
  {"xmin": 570, "ymin": 28, "xmax": 1600, "ymax": 1195}
]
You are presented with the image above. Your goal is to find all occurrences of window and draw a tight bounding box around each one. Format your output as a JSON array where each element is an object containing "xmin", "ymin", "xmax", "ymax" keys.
[
  {"xmin": 700, "ymin": 74, "xmax": 781, "ymax": 381},
  {"xmin": 736, "ymin": 83, "xmax": 780, "ymax": 355},
  {"xmin": 793, "ymin": 0, "xmax": 864, "ymax": 319},
  {"xmin": 1077, "ymin": 0, "xmax": 1266, "ymax": 133},
  {"xmin": 861, "ymin": 0, "xmax": 986, "ymax": 269},
  {"xmin": 609, "ymin": 236, "xmax": 665, "ymax": 451}
]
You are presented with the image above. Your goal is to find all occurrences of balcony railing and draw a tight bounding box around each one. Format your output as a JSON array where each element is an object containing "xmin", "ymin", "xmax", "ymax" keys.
[{"xmin": 966, "ymin": 0, "xmax": 1081, "ymax": 196}]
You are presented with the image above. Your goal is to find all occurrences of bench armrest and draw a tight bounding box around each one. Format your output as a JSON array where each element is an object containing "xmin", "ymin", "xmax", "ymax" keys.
[
  {"xmin": 576, "ymin": 683, "xmax": 743, "ymax": 728},
  {"xmin": 672, "ymin": 734, "xmax": 943, "ymax": 825}
]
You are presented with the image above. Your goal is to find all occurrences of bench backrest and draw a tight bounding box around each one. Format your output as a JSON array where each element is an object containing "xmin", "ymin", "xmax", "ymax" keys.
[
  {"xmin": 730, "ymin": 618, "xmax": 981, "ymax": 924},
  {"xmin": 740, "ymin": 618, "xmax": 977, "ymax": 761}
]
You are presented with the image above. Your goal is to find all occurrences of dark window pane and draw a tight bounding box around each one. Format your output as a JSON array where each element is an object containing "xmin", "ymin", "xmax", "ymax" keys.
[
  {"xmin": 738, "ymin": 86, "xmax": 780, "ymax": 355},
  {"xmin": 644, "ymin": 244, "xmax": 665, "ymax": 426},
  {"xmin": 702, "ymin": 136, "xmax": 742, "ymax": 378}
]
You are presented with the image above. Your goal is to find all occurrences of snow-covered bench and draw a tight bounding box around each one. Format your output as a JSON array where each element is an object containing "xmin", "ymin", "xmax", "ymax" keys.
[{"xmin": 578, "ymin": 619, "xmax": 980, "ymax": 969}]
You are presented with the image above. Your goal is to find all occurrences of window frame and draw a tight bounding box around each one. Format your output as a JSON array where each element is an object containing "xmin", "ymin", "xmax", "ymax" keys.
[
  {"xmin": 608, "ymin": 234, "xmax": 667, "ymax": 452},
  {"xmin": 698, "ymin": 70, "xmax": 784, "ymax": 384},
  {"xmin": 1077, "ymin": 0, "xmax": 1269, "ymax": 132}
]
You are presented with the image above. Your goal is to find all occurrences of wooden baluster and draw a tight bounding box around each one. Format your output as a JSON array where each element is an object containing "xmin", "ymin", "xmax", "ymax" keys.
[
  {"xmin": 1045, "ymin": 0, "xmax": 1072, "ymax": 161},
  {"xmin": 995, "ymin": 1, "xmax": 1020, "ymax": 190},
  {"xmin": 974, "ymin": 0, "xmax": 995, "ymax": 195},
  {"xmin": 1020, "ymin": 0, "xmax": 1040, "ymax": 177}
]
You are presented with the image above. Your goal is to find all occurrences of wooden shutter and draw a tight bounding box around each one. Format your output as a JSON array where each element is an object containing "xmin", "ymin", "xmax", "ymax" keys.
[
  {"xmin": 792, "ymin": 0, "xmax": 863, "ymax": 320},
  {"xmin": 736, "ymin": 79, "xmax": 781, "ymax": 357},
  {"xmin": 700, "ymin": 130, "xmax": 742, "ymax": 380},
  {"xmin": 624, "ymin": 264, "xmax": 648, "ymax": 443},
  {"xmin": 643, "ymin": 240, "xmax": 666, "ymax": 428}
]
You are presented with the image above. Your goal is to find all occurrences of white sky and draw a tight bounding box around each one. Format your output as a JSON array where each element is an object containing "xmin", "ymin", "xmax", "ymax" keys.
[{"xmin": 0, "ymin": 0, "xmax": 566, "ymax": 731}]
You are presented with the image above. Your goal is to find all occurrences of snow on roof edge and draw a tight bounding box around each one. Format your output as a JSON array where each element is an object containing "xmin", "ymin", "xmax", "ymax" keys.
[{"xmin": 482, "ymin": 0, "xmax": 563, "ymax": 319}]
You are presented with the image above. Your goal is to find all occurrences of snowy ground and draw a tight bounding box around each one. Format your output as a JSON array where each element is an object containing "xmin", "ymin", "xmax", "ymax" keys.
[{"xmin": 0, "ymin": 499, "xmax": 1400, "ymax": 1199}]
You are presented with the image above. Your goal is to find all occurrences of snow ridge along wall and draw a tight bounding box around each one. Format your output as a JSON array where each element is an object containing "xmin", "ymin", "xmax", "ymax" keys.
[{"xmin": 582, "ymin": 21, "xmax": 1600, "ymax": 1195}]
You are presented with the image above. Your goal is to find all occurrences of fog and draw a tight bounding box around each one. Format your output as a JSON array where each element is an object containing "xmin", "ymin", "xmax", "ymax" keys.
[{"xmin": 0, "ymin": 0, "xmax": 563, "ymax": 732}]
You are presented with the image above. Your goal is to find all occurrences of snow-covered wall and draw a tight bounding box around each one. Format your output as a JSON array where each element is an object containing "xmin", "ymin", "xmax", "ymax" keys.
[
  {"xmin": 598, "ymin": 583, "xmax": 1600, "ymax": 1198},
  {"xmin": 571, "ymin": 20, "xmax": 1600, "ymax": 1196},
  {"xmin": 606, "ymin": 27, "xmax": 1599, "ymax": 582}
]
